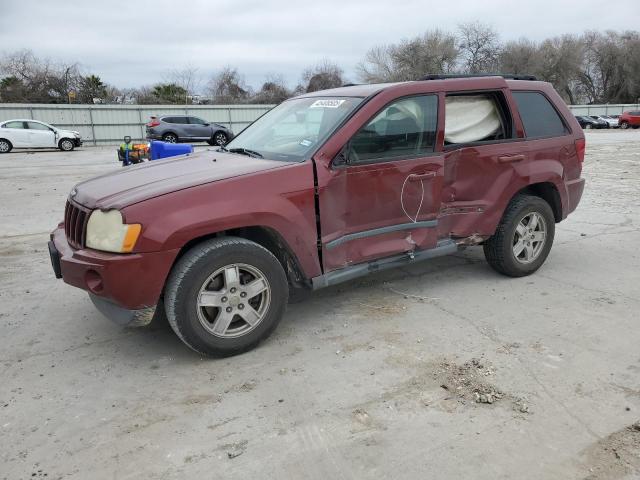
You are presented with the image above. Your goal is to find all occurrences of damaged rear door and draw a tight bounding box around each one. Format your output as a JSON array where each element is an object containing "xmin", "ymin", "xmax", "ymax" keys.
[{"xmin": 317, "ymin": 94, "xmax": 444, "ymax": 272}]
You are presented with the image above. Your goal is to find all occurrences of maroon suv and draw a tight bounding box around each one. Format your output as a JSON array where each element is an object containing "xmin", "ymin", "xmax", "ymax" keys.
[{"xmin": 49, "ymin": 75, "xmax": 586, "ymax": 356}]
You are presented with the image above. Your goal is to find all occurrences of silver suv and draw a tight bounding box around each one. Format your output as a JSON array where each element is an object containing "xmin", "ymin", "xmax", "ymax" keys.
[{"xmin": 146, "ymin": 115, "xmax": 233, "ymax": 145}]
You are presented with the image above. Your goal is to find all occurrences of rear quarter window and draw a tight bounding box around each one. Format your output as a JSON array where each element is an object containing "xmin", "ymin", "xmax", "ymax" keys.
[{"xmin": 513, "ymin": 91, "xmax": 567, "ymax": 138}]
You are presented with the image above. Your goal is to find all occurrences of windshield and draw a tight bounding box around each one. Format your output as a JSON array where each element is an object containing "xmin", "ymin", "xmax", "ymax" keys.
[{"xmin": 224, "ymin": 96, "xmax": 364, "ymax": 162}]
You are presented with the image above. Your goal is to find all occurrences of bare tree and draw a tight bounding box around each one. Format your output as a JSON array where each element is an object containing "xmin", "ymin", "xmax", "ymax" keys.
[
  {"xmin": 252, "ymin": 74, "xmax": 291, "ymax": 104},
  {"xmin": 166, "ymin": 66, "xmax": 201, "ymax": 104},
  {"xmin": 499, "ymin": 39, "xmax": 543, "ymax": 75},
  {"xmin": 0, "ymin": 49, "xmax": 83, "ymax": 103},
  {"xmin": 301, "ymin": 60, "xmax": 344, "ymax": 92},
  {"xmin": 358, "ymin": 30, "xmax": 459, "ymax": 83},
  {"xmin": 207, "ymin": 67, "xmax": 251, "ymax": 104},
  {"xmin": 576, "ymin": 31, "xmax": 628, "ymax": 103},
  {"xmin": 538, "ymin": 35, "xmax": 583, "ymax": 104},
  {"xmin": 457, "ymin": 22, "xmax": 501, "ymax": 73}
]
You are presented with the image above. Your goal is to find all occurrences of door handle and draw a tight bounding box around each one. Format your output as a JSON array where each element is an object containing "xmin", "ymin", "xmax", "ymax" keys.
[
  {"xmin": 498, "ymin": 154, "xmax": 525, "ymax": 163},
  {"xmin": 408, "ymin": 171, "xmax": 437, "ymax": 181}
]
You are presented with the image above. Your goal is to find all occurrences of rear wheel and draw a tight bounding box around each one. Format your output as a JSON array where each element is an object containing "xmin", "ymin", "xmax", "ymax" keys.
[
  {"xmin": 483, "ymin": 195, "xmax": 555, "ymax": 277},
  {"xmin": 59, "ymin": 138, "xmax": 75, "ymax": 151},
  {"xmin": 0, "ymin": 139, "xmax": 12, "ymax": 153},
  {"xmin": 162, "ymin": 133, "xmax": 178, "ymax": 143},
  {"xmin": 165, "ymin": 237, "xmax": 288, "ymax": 357},
  {"xmin": 585, "ymin": 124, "xmax": 592, "ymax": 129}
]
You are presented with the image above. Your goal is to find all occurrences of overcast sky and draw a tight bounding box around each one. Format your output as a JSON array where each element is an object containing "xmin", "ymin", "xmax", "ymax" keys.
[{"xmin": 1, "ymin": 0, "xmax": 638, "ymax": 92}]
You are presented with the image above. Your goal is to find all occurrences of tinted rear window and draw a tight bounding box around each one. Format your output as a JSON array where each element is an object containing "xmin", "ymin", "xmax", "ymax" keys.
[{"xmin": 513, "ymin": 91, "xmax": 567, "ymax": 138}]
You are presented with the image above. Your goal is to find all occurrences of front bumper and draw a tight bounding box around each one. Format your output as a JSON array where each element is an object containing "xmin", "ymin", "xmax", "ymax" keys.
[
  {"xmin": 49, "ymin": 225, "xmax": 179, "ymax": 324},
  {"xmin": 74, "ymin": 138, "xmax": 83, "ymax": 147}
]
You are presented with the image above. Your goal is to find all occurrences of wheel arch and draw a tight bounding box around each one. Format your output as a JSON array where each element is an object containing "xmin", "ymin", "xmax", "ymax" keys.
[
  {"xmin": 58, "ymin": 137, "xmax": 74, "ymax": 148},
  {"xmin": 516, "ymin": 182, "xmax": 563, "ymax": 222},
  {"xmin": 171, "ymin": 226, "xmax": 310, "ymax": 289}
]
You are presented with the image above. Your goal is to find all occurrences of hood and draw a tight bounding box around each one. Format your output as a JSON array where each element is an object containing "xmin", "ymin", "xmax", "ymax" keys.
[{"xmin": 72, "ymin": 150, "xmax": 287, "ymax": 209}]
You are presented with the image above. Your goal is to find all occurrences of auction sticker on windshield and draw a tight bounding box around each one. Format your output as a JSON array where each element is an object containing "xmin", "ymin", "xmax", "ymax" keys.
[{"xmin": 310, "ymin": 99, "xmax": 346, "ymax": 108}]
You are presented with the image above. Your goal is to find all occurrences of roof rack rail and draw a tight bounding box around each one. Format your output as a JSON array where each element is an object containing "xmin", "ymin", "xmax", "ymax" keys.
[
  {"xmin": 419, "ymin": 73, "xmax": 538, "ymax": 81},
  {"xmin": 341, "ymin": 83, "xmax": 362, "ymax": 87}
]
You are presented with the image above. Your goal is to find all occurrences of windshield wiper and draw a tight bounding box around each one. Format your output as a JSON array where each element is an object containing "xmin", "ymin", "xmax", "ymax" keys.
[
  {"xmin": 227, "ymin": 147, "xmax": 264, "ymax": 158},
  {"xmin": 216, "ymin": 145, "xmax": 229, "ymax": 152}
]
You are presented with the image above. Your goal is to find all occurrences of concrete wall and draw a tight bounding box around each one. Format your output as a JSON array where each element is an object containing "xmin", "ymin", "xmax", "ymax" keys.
[{"xmin": 0, "ymin": 104, "xmax": 273, "ymax": 145}]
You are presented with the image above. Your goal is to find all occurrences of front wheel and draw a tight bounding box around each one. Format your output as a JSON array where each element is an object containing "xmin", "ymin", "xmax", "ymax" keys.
[
  {"xmin": 164, "ymin": 237, "xmax": 289, "ymax": 357},
  {"xmin": 483, "ymin": 195, "xmax": 555, "ymax": 277},
  {"xmin": 59, "ymin": 138, "xmax": 75, "ymax": 151},
  {"xmin": 620, "ymin": 122, "xmax": 629, "ymax": 130},
  {"xmin": 212, "ymin": 131, "xmax": 228, "ymax": 146}
]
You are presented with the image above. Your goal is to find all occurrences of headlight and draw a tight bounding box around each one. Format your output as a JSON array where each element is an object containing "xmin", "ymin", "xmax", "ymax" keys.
[{"xmin": 86, "ymin": 210, "xmax": 141, "ymax": 253}]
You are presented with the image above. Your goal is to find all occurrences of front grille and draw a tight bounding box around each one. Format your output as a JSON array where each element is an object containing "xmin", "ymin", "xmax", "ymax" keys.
[{"xmin": 64, "ymin": 200, "xmax": 91, "ymax": 249}]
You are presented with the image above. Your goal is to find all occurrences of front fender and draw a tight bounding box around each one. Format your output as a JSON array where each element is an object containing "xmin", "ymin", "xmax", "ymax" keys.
[{"xmin": 122, "ymin": 162, "xmax": 322, "ymax": 279}]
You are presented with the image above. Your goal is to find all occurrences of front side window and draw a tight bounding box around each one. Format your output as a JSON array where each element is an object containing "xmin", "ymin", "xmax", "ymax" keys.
[
  {"xmin": 513, "ymin": 91, "xmax": 567, "ymax": 138},
  {"xmin": 27, "ymin": 121, "xmax": 51, "ymax": 131},
  {"xmin": 444, "ymin": 92, "xmax": 511, "ymax": 145},
  {"xmin": 225, "ymin": 96, "xmax": 363, "ymax": 162},
  {"xmin": 349, "ymin": 95, "xmax": 438, "ymax": 164},
  {"xmin": 3, "ymin": 121, "xmax": 24, "ymax": 129}
]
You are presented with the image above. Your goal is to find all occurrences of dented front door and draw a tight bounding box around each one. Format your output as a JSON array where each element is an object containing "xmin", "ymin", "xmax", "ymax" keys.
[
  {"xmin": 318, "ymin": 155, "xmax": 445, "ymax": 272},
  {"xmin": 317, "ymin": 94, "xmax": 444, "ymax": 272}
]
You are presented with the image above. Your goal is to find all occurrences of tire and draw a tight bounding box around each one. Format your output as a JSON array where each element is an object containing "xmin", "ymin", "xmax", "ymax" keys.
[
  {"xmin": 0, "ymin": 138, "xmax": 12, "ymax": 153},
  {"xmin": 164, "ymin": 237, "xmax": 289, "ymax": 357},
  {"xmin": 483, "ymin": 195, "xmax": 555, "ymax": 277},
  {"xmin": 162, "ymin": 133, "xmax": 178, "ymax": 143},
  {"xmin": 620, "ymin": 122, "xmax": 629, "ymax": 130},
  {"xmin": 212, "ymin": 131, "xmax": 228, "ymax": 146},
  {"xmin": 585, "ymin": 124, "xmax": 592, "ymax": 129},
  {"xmin": 59, "ymin": 138, "xmax": 75, "ymax": 151}
]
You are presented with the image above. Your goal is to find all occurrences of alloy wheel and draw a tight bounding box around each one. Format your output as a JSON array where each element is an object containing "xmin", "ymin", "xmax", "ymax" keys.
[
  {"xmin": 0, "ymin": 140, "xmax": 9, "ymax": 153},
  {"xmin": 196, "ymin": 263, "xmax": 271, "ymax": 338},
  {"xmin": 214, "ymin": 132, "xmax": 228, "ymax": 146},
  {"xmin": 512, "ymin": 212, "xmax": 547, "ymax": 264}
]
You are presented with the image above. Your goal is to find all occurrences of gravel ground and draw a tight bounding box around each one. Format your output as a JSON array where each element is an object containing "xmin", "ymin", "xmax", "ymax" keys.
[{"xmin": 1, "ymin": 131, "xmax": 639, "ymax": 480}]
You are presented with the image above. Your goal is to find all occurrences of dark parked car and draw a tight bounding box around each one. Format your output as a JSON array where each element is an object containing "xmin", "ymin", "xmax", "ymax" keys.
[
  {"xmin": 146, "ymin": 115, "xmax": 233, "ymax": 145},
  {"xmin": 50, "ymin": 75, "xmax": 585, "ymax": 356},
  {"xmin": 575, "ymin": 115, "xmax": 606, "ymax": 129},
  {"xmin": 619, "ymin": 111, "xmax": 640, "ymax": 129}
]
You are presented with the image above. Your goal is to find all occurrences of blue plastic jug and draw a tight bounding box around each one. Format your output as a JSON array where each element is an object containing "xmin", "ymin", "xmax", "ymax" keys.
[{"xmin": 150, "ymin": 141, "xmax": 194, "ymax": 160}]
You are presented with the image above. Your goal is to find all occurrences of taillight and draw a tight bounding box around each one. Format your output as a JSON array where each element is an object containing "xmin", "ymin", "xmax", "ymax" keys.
[
  {"xmin": 147, "ymin": 120, "xmax": 160, "ymax": 127},
  {"xmin": 575, "ymin": 138, "xmax": 586, "ymax": 163}
]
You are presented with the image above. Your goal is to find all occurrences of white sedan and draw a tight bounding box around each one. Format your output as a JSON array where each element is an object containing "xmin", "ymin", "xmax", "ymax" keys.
[{"xmin": 0, "ymin": 119, "xmax": 82, "ymax": 153}]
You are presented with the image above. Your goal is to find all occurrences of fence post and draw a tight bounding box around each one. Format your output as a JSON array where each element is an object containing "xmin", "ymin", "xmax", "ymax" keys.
[
  {"xmin": 88, "ymin": 108, "xmax": 97, "ymax": 146},
  {"xmin": 138, "ymin": 108, "xmax": 144, "ymax": 141},
  {"xmin": 227, "ymin": 107, "xmax": 233, "ymax": 130}
]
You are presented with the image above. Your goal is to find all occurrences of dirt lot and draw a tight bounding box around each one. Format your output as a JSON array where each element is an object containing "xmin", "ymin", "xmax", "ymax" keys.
[{"xmin": 1, "ymin": 131, "xmax": 639, "ymax": 480}]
